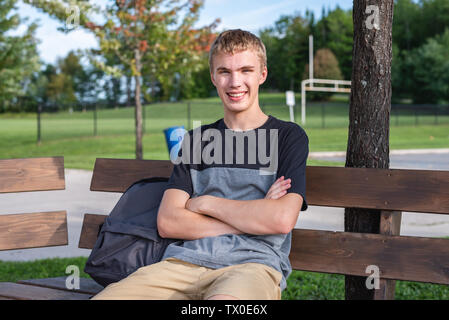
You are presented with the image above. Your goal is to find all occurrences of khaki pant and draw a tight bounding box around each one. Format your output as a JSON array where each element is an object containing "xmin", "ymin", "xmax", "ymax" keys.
[{"xmin": 92, "ymin": 258, "xmax": 282, "ymax": 300}]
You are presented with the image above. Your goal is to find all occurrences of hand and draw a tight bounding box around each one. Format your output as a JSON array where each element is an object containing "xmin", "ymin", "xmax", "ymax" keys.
[
  {"xmin": 185, "ymin": 195, "xmax": 208, "ymax": 213},
  {"xmin": 265, "ymin": 176, "xmax": 291, "ymax": 200}
]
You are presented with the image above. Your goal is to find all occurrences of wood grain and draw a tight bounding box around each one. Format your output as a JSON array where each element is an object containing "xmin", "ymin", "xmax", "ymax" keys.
[
  {"xmin": 78, "ymin": 213, "xmax": 106, "ymax": 249},
  {"xmin": 90, "ymin": 158, "xmax": 173, "ymax": 192},
  {"xmin": 0, "ymin": 157, "xmax": 65, "ymax": 193},
  {"xmin": 375, "ymin": 210, "xmax": 403, "ymax": 300},
  {"xmin": 89, "ymin": 159, "xmax": 449, "ymax": 214},
  {"xmin": 0, "ymin": 282, "xmax": 92, "ymax": 300},
  {"xmin": 289, "ymin": 229, "xmax": 449, "ymax": 285},
  {"xmin": 306, "ymin": 166, "xmax": 449, "ymax": 214},
  {"xmin": 0, "ymin": 211, "xmax": 68, "ymax": 251},
  {"xmin": 78, "ymin": 213, "xmax": 449, "ymax": 285},
  {"xmin": 18, "ymin": 277, "xmax": 103, "ymax": 295}
]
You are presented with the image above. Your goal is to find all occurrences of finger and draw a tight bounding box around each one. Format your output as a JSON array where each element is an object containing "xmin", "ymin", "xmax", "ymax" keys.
[
  {"xmin": 267, "ymin": 177, "xmax": 284, "ymax": 193},
  {"xmin": 270, "ymin": 189, "xmax": 287, "ymax": 200},
  {"xmin": 266, "ymin": 177, "xmax": 289, "ymax": 199},
  {"xmin": 272, "ymin": 181, "xmax": 291, "ymax": 194}
]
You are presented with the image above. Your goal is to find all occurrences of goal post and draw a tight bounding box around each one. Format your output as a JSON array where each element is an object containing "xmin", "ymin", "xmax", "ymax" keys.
[
  {"xmin": 300, "ymin": 78, "xmax": 351, "ymax": 125},
  {"xmin": 298, "ymin": 35, "xmax": 351, "ymax": 126}
]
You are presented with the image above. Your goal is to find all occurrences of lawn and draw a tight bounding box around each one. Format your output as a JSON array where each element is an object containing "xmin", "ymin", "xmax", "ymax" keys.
[
  {"xmin": 0, "ymin": 93, "xmax": 448, "ymax": 170},
  {"xmin": 0, "ymin": 257, "xmax": 448, "ymax": 300},
  {"xmin": 0, "ymin": 93, "xmax": 448, "ymax": 299}
]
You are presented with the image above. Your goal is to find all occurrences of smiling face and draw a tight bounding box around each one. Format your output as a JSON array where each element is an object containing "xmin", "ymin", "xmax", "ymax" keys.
[{"xmin": 210, "ymin": 49, "xmax": 267, "ymax": 115}]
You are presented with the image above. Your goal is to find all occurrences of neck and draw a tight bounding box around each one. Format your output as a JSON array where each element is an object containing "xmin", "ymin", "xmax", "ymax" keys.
[{"xmin": 223, "ymin": 106, "xmax": 268, "ymax": 131}]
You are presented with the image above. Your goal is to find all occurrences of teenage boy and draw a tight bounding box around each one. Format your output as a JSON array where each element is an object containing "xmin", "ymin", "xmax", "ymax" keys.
[{"xmin": 92, "ymin": 29, "xmax": 309, "ymax": 300}]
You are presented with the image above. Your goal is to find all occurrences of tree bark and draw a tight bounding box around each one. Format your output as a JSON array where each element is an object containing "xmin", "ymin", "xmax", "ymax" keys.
[
  {"xmin": 134, "ymin": 48, "xmax": 143, "ymax": 160},
  {"xmin": 344, "ymin": 0, "xmax": 394, "ymax": 300},
  {"xmin": 127, "ymin": 76, "xmax": 132, "ymax": 107}
]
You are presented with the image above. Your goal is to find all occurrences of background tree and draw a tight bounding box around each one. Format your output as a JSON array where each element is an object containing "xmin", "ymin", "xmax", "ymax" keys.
[
  {"xmin": 25, "ymin": 0, "xmax": 217, "ymax": 159},
  {"xmin": 260, "ymin": 14, "xmax": 311, "ymax": 91},
  {"xmin": 392, "ymin": 0, "xmax": 449, "ymax": 102},
  {"xmin": 310, "ymin": 49, "xmax": 343, "ymax": 80},
  {"xmin": 345, "ymin": 0, "xmax": 395, "ymax": 299},
  {"xmin": 0, "ymin": 0, "xmax": 40, "ymax": 112},
  {"xmin": 314, "ymin": 6, "xmax": 353, "ymax": 80},
  {"xmin": 405, "ymin": 28, "xmax": 449, "ymax": 104},
  {"xmin": 302, "ymin": 48, "xmax": 343, "ymax": 101}
]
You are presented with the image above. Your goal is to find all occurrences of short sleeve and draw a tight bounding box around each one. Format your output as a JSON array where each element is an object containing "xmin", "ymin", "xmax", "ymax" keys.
[
  {"xmin": 165, "ymin": 132, "xmax": 193, "ymax": 196},
  {"xmin": 277, "ymin": 125, "xmax": 309, "ymax": 211}
]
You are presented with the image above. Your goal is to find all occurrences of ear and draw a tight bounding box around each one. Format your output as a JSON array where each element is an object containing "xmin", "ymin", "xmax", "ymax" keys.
[
  {"xmin": 259, "ymin": 65, "xmax": 268, "ymax": 85},
  {"xmin": 210, "ymin": 71, "xmax": 217, "ymax": 87}
]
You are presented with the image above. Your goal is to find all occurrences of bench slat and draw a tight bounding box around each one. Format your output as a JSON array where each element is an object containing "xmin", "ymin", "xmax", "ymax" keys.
[
  {"xmin": 78, "ymin": 214, "xmax": 107, "ymax": 249},
  {"xmin": 0, "ymin": 282, "xmax": 92, "ymax": 300},
  {"xmin": 290, "ymin": 229, "xmax": 449, "ymax": 285},
  {"xmin": 307, "ymin": 166, "xmax": 449, "ymax": 214},
  {"xmin": 0, "ymin": 211, "xmax": 68, "ymax": 251},
  {"xmin": 18, "ymin": 277, "xmax": 103, "ymax": 295},
  {"xmin": 78, "ymin": 214, "xmax": 449, "ymax": 285},
  {"xmin": 89, "ymin": 159, "xmax": 449, "ymax": 214},
  {"xmin": 90, "ymin": 158, "xmax": 173, "ymax": 192},
  {"xmin": 0, "ymin": 157, "xmax": 65, "ymax": 193}
]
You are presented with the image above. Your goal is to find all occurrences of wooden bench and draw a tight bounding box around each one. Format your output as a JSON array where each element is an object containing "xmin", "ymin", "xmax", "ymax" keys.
[
  {"xmin": 0, "ymin": 157, "xmax": 102, "ymax": 300},
  {"xmin": 1, "ymin": 157, "xmax": 448, "ymax": 299}
]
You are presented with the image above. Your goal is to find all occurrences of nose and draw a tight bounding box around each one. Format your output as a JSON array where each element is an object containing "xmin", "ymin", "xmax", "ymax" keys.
[{"xmin": 230, "ymin": 72, "xmax": 242, "ymax": 88}]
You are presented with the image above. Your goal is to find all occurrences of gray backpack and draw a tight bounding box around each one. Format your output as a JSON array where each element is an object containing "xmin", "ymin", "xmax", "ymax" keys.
[{"xmin": 84, "ymin": 177, "xmax": 179, "ymax": 287}]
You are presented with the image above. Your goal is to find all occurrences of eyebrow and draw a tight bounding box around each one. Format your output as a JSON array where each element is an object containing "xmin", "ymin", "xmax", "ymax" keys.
[{"xmin": 216, "ymin": 65, "xmax": 256, "ymax": 71}]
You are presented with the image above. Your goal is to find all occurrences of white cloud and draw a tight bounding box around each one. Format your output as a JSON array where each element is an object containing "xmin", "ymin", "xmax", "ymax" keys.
[{"xmin": 38, "ymin": 28, "xmax": 98, "ymax": 64}]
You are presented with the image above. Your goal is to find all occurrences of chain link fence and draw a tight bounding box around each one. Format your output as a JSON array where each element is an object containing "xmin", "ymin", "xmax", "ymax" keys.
[{"xmin": 33, "ymin": 100, "xmax": 449, "ymax": 144}]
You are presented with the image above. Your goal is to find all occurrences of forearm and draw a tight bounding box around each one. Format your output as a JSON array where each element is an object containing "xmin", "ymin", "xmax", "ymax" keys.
[
  {"xmin": 194, "ymin": 196, "xmax": 294, "ymax": 235},
  {"xmin": 157, "ymin": 206, "xmax": 243, "ymax": 240}
]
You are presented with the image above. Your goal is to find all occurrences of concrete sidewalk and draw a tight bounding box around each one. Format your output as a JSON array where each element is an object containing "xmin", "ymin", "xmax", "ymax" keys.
[
  {"xmin": 309, "ymin": 148, "xmax": 449, "ymax": 171},
  {"xmin": 1, "ymin": 151, "xmax": 449, "ymax": 261},
  {"xmin": 0, "ymin": 169, "xmax": 121, "ymax": 261}
]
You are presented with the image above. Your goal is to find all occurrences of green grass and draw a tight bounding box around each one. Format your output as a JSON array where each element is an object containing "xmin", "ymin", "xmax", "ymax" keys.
[
  {"xmin": 0, "ymin": 257, "xmax": 90, "ymax": 283},
  {"xmin": 0, "ymin": 94, "xmax": 448, "ymax": 299},
  {"xmin": 0, "ymin": 257, "xmax": 447, "ymax": 300},
  {"xmin": 0, "ymin": 94, "xmax": 448, "ymax": 169}
]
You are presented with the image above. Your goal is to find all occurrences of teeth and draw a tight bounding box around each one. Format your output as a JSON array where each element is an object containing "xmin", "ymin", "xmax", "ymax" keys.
[{"xmin": 228, "ymin": 92, "xmax": 245, "ymax": 97}]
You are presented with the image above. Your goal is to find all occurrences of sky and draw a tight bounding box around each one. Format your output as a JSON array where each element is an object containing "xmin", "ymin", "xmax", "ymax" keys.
[{"xmin": 12, "ymin": 0, "xmax": 353, "ymax": 65}]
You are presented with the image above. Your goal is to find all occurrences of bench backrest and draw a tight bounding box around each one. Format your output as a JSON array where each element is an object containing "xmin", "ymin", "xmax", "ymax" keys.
[
  {"xmin": 79, "ymin": 158, "xmax": 449, "ymax": 289},
  {"xmin": 0, "ymin": 157, "xmax": 68, "ymax": 251}
]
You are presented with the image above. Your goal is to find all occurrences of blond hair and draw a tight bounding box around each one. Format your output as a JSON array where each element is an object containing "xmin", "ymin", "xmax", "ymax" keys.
[{"xmin": 209, "ymin": 29, "xmax": 267, "ymax": 71}]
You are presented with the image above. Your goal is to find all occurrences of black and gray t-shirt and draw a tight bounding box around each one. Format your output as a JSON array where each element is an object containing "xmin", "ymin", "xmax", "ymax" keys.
[{"xmin": 162, "ymin": 115, "xmax": 309, "ymax": 290}]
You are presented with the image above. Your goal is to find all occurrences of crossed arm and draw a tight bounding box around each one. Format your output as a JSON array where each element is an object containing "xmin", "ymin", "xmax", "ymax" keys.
[{"xmin": 157, "ymin": 176, "xmax": 303, "ymax": 240}]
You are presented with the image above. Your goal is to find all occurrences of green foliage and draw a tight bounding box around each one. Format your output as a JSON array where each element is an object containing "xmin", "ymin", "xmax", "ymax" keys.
[
  {"xmin": 0, "ymin": 0, "xmax": 41, "ymax": 112},
  {"xmin": 260, "ymin": 14, "xmax": 311, "ymax": 92},
  {"xmin": 24, "ymin": 0, "xmax": 218, "ymax": 105},
  {"xmin": 259, "ymin": 6, "xmax": 353, "ymax": 93},
  {"xmin": 179, "ymin": 54, "xmax": 216, "ymax": 100},
  {"xmin": 404, "ymin": 28, "xmax": 449, "ymax": 104},
  {"xmin": 303, "ymin": 48, "xmax": 343, "ymax": 101},
  {"xmin": 313, "ymin": 6, "xmax": 353, "ymax": 80},
  {"xmin": 0, "ymin": 258, "xmax": 447, "ymax": 299},
  {"xmin": 0, "ymin": 257, "xmax": 90, "ymax": 283},
  {"xmin": 392, "ymin": 0, "xmax": 449, "ymax": 102},
  {"xmin": 4, "ymin": 0, "xmax": 449, "ymax": 108}
]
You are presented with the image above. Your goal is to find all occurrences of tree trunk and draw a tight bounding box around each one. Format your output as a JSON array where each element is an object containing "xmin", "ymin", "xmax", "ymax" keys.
[
  {"xmin": 127, "ymin": 76, "xmax": 132, "ymax": 107},
  {"xmin": 134, "ymin": 48, "xmax": 143, "ymax": 160},
  {"xmin": 344, "ymin": 0, "xmax": 394, "ymax": 300}
]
